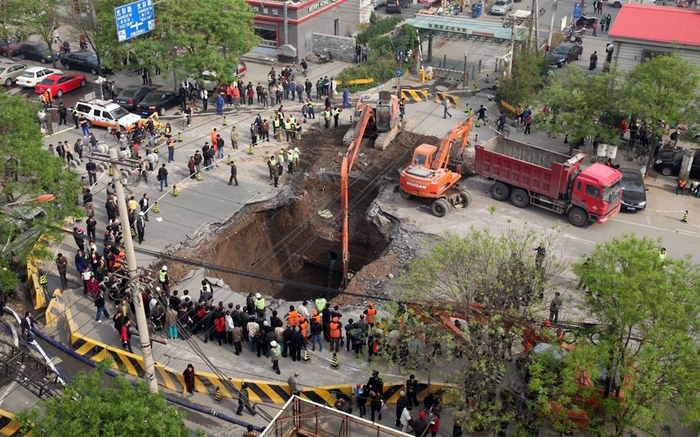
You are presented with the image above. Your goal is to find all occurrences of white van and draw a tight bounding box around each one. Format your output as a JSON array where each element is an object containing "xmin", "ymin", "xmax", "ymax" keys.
[{"xmin": 607, "ymin": 0, "xmax": 655, "ymax": 7}]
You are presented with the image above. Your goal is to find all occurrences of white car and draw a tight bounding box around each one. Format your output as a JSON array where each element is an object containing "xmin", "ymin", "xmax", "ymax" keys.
[
  {"xmin": 16, "ymin": 66, "xmax": 63, "ymax": 88},
  {"xmin": 491, "ymin": 0, "xmax": 514, "ymax": 15},
  {"xmin": 0, "ymin": 61, "xmax": 28, "ymax": 87}
]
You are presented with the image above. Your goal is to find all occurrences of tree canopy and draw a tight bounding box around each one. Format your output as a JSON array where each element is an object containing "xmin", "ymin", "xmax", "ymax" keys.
[
  {"xmin": 15, "ymin": 361, "xmax": 191, "ymax": 437},
  {"xmin": 91, "ymin": 0, "xmax": 258, "ymax": 87},
  {"xmin": 529, "ymin": 234, "xmax": 700, "ymax": 436},
  {"xmin": 388, "ymin": 224, "xmax": 562, "ymax": 433},
  {"xmin": 0, "ymin": 94, "xmax": 82, "ymax": 290}
]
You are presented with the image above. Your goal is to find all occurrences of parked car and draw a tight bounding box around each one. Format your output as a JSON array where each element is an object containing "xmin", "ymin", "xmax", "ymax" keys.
[
  {"xmin": 34, "ymin": 73, "xmax": 87, "ymax": 98},
  {"xmin": 60, "ymin": 51, "xmax": 111, "ymax": 75},
  {"xmin": 115, "ymin": 86, "xmax": 154, "ymax": 111},
  {"xmin": 575, "ymin": 15, "xmax": 597, "ymax": 29},
  {"xmin": 385, "ymin": 0, "xmax": 404, "ymax": 13},
  {"xmin": 490, "ymin": 0, "xmax": 514, "ymax": 15},
  {"xmin": 16, "ymin": 66, "xmax": 62, "ymax": 87},
  {"xmin": 17, "ymin": 41, "xmax": 59, "ymax": 64},
  {"xmin": 188, "ymin": 62, "xmax": 247, "ymax": 92},
  {"xmin": 619, "ymin": 168, "xmax": 647, "ymax": 212},
  {"xmin": 0, "ymin": 61, "xmax": 27, "ymax": 86},
  {"xmin": 136, "ymin": 90, "xmax": 180, "ymax": 116},
  {"xmin": 653, "ymin": 150, "xmax": 700, "ymax": 178},
  {"xmin": 549, "ymin": 42, "xmax": 583, "ymax": 67},
  {"xmin": 0, "ymin": 39, "xmax": 20, "ymax": 57}
]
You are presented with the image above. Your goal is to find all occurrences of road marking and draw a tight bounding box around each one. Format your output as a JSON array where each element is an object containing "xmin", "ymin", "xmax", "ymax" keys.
[
  {"xmin": 614, "ymin": 217, "xmax": 700, "ymax": 238},
  {"xmin": 0, "ymin": 382, "xmax": 17, "ymax": 407}
]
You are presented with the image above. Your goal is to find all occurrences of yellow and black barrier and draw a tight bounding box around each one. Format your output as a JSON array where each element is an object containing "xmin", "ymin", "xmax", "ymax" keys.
[
  {"xmin": 401, "ymin": 89, "xmax": 429, "ymax": 102},
  {"xmin": 435, "ymin": 92, "xmax": 460, "ymax": 108}
]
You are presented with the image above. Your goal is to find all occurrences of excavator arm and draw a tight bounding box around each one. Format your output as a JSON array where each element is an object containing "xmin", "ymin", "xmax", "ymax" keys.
[
  {"xmin": 430, "ymin": 116, "xmax": 474, "ymax": 170},
  {"xmin": 340, "ymin": 106, "xmax": 373, "ymax": 288}
]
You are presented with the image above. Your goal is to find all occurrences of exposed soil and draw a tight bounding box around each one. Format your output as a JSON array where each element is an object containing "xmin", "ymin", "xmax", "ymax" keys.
[{"xmin": 168, "ymin": 124, "xmax": 440, "ymax": 303}]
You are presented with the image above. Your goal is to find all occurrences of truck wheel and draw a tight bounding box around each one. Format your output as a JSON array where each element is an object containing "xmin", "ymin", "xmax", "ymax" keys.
[
  {"xmin": 510, "ymin": 189, "xmax": 529, "ymax": 208},
  {"xmin": 431, "ymin": 199, "xmax": 450, "ymax": 217},
  {"xmin": 490, "ymin": 182, "xmax": 510, "ymax": 201},
  {"xmin": 568, "ymin": 207, "xmax": 588, "ymax": 227},
  {"xmin": 459, "ymin": 190, "xmax": 472, "ymax": 208},
  {"xmin": 399, "ymin": 189, "xmax": 413, "ymax": 200}
]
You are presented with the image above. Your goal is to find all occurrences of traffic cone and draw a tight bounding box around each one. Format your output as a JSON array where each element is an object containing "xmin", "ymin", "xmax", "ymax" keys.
[
  {"xmin": 109, "ymin": 166, "xmax": 114, "ymax": 176},
  {"xmin": 474, "ymin": 134, "xmax": 479, "ymax": 143},
  {"xmin": 223, "ymin": 116, "xmax": 228, "ymax": 126},
  {"xmin": 178, "ymin": 132, "xmax": 183, "ymax": 142},
  {"xmin": 303, "ymin": 349, "xmax": 310, "ymax": 363},
  {"xmin": 227, "ymin": 155, "xmax": 232, "ymax": 164},
  {"xmin": 196, "ymin": 171, "xmax": 203, "ymax": 181},
  {"xmin": 682, "ymin": 210, "xmax": 689, "ymax": 223},
  {"xmin": 154, "ymin": 145, "xmax": 159, "ymax": 153},
  {"xmin": 39, "ymin": 275, "xmax": 48, "ymax": 286},
  {"xmin": 475, "ymin": 119, "xmax": 481, "ymax": 128},
  {"xmin": 130, "ymin": 226, "xmax": 136, "ymax": 237},
  {"xmin": 330, "ymin": 353, "xmax": 339, "ymax": 369},
  {"xmin": 172, "ymin": 185, "xmax": 179, "ymax": 197},
  {"xmin": 154, "ymin": 202, "xmax": 160, "ymax": 214},
  {"xmin": 214, "ymin": 386, "xmax": 223, "ymax": 403},
  {"xmin": 248, "ymin": 144, "xmax": 253, "ymax": 155}
]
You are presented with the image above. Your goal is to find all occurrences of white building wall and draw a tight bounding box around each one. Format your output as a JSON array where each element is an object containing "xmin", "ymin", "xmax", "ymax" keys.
[{"xmin": 613, "ymin": 40, "xmax": 700, "ymax": 71}]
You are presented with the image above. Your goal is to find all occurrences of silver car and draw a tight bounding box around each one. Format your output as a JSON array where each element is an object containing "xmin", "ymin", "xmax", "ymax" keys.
[
  {"xmin": 0, "ymin": 60, "xmax": 27, "ymax": 87},
  {"xmin": 491, "ymin": 0, "xmax": 513, "ymax": 15}
]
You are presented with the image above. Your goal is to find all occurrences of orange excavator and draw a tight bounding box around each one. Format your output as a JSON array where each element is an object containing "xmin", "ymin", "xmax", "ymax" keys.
[
  {"xmin": 399, "ymin": 117, "xmax": 474, "ymax": 217},
  {"xmin": 339, "ymin": 105, "xmax": 374, "ymax": 288}
]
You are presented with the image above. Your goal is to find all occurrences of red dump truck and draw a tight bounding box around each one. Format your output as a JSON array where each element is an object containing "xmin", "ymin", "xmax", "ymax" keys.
[{"xmin": 474, "ymin": 137, "xmax": 622, "ymax": 227}]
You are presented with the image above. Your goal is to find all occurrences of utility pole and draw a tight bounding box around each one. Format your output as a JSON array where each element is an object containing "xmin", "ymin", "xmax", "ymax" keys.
[
  {"xmin": 547, "ymin": 0, "xmax": 558, "ymax": 51},
  {"xmin": 533, "ymin": 0, "xmax": 539, "ymax": 49},
  {"xmin": 507, "ymin": 27, "xmax": 516, "ymax": 78},
  {"xmin": 463, "ymin": 51, "xmax": 468, "ymax": 89},
  {"xmin": 108, "ymin": 148, "xmax": 159, "ymax": 394}
]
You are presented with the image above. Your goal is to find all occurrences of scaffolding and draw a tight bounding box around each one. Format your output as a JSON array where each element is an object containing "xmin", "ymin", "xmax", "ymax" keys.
[{"xmin": 262, "ymin": 397, "xmax": 409, "ymax": 437}]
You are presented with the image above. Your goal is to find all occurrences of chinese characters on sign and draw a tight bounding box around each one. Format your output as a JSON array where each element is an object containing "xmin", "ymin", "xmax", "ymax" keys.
[
  {"xmin": 115, "ymin": 0, "xmax": 156, "ymax": 43},
  {"xmin": 252, "ymin": 5, "xmax": 280, "ymax": 16}
]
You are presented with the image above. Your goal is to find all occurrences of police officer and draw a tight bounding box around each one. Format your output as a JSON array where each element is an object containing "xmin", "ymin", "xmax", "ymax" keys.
[
  {"xmin": 254, "ymin": 292, "xmax": 266, "ymax": 317},
  {"xmin": 315, "ymin": 294, "xmax": 327, "ymax": 313},
  {"xmin": 200, "ymin": 279, "xmax": 213, "ymax": 302},
  {"xmin": 306, "ymin": 100, "xmax": 315, "ymax": 119},
  {"xmin": 159, "ymin": 265, "xmax": 171, "ymax": 296}
]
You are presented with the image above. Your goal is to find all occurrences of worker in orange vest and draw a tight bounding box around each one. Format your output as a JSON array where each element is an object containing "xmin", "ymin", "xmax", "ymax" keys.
[
  {"xmin": 329, "ymin": 316, "xmax": 342, "ymax": 353},
  {"xmin": 363, "ymin": 302, "xmax": 376, "ymax": 327},
  {"xmin": 286, "ymin": 305, "xmax": 300, "ymax": 328},
  {"xmin": 299, "ymin": 316, "xmax": 309, "ymax": 345}
]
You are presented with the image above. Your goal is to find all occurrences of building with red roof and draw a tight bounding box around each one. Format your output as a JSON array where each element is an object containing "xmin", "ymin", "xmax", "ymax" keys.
[{"xmin": 607, "ymin": 4, "xmax": 700, "ymax": 70}]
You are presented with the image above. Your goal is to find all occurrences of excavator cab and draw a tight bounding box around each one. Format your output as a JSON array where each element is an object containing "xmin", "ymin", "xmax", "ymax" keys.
[
  {"xmin": 411, "ymin": 144, "xmax": 439, "ymax": 169},
  {"xmin": 376, "ymin": 91, "xmax": 393, "ymax": 132}
]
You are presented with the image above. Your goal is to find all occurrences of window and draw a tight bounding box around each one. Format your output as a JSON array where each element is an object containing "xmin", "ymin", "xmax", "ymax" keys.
[
  {"xmin": 585, "ymin": 184, "xmax": 601, "ymax": 199},
  {"xmin": 334, "ymin": 19, "xmax": 339, "ymax": 36},
  {"xmin": 413, "ymin": 153, "xmax": 427, "ymax": 166}
]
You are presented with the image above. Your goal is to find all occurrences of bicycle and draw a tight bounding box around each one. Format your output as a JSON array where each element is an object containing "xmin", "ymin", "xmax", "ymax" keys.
[
  {"xmin": 103, "ymin": 128, "xmax": 119, "ymax": 142},
  {"xmin": 295, "ymin": 63, "xmax": 311, "ymax": 78},
  {"xmin": 147, "ymin": 318, "xmax": 168, "ymax": 340},
  {"xmin": 492, "ymin": 120, "xmax": 510, "ymax": 137},
  {"xmin": 125, "ymin": 67, "xmax": 135, "ymax": 77},
  {"xmin": 635, "ymin": 145, "xmax": 650, "ymax": 165}
]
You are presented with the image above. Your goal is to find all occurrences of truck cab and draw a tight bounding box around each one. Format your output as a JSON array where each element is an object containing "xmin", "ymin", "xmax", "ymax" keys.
[{"xmin": 570, "ymin": 166, "xmax": 622, "ymax": 225}]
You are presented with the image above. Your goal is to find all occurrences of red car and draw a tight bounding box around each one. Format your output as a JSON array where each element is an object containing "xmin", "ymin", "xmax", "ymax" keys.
[
  {"xmin": 0, "ymin": 39, "xmax": 20, "ymax": 57},
  {"xmin": 34, "ymin": 73, "xmax": 87, "ymax": 97}
]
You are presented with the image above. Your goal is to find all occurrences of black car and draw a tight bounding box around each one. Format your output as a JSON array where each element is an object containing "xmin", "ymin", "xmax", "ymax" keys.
[
  {"xmin": 136, "ymin": 90, "xmax": 180, "ymax": 117},
  {"xmin": 60, "ymin": 51, "xmax": 111, "ymax": 75},
  {"xmin": 575, "ymin": 15, "xmax": 597, "ymax": 29},
  {"xmin": 653, "ymin": 150, "xmax": 700, "ymax": 177},
  {"xmin": 17, "ymin": 41, "xmax": 58, "ymax": 64},
  {"xmin": 619, "ymin": 168, "xmax": 647, "ymax": 212},
  {"xmin": 116, "ymin": 86, "xmax": 154, "ymax": 111},
  {"xmin": 549, "ymin": 42, "xmax": 583, "ymax": 67}
]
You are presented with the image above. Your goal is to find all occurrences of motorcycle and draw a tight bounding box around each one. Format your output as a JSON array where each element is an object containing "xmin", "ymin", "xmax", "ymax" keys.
[
  {"xmin": 315, "ymin": 51, "xmax": 333, "ymax": 63},
  {"xmin": 60, "ymin": 41, "xmax": 71, "ymax": 54},
  {"xmin": 565, "ymin": 30, "xmax": 583, "ymax": 46}
]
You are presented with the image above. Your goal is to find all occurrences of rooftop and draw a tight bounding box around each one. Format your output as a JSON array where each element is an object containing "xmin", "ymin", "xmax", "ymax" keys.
[{"xmin": 608, "ymin": 4, "xmax": 700, "ymax": 47}]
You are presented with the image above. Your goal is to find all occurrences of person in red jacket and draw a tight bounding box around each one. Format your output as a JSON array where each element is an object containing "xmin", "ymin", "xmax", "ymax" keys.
[
  {"xmin": 214, "ymin": 315, "xmax": 226, "ymax": 346},
  {"xmin": 120, "ymin": 319, "xmax": 133, "ymax": 353}
]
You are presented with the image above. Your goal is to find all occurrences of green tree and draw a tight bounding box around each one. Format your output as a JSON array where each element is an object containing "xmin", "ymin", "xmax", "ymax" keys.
[
  {"xmin": 389, "ymin": 225, "xmax": 561, "ymax": 433},
  {"xmin": 22, "ymin": 0, "xmax": 62, "ymax": 69},
  {"xmin": 530, "ymin": 234, "xmax": 700, "ymax": 436},
  {"xmin": 93, "ymin": 0, "xmax": 258, "ymax": 87},
  {"xmin": 495, "ymin": 45, "xmax": 549, "ymax": 114},
  {"xmin": 60, "ymin": 0, "xmax": 111, "ymax": 77},
  {"xmin": 627, "ymin": 54, "xmax": 700, "ymax": 175},
  {"xmin": 15, "ymin": 360, "xmax": 190, "ymax": 436},
  {"xmin": 0, "ymin": 94, "xmax": 82, "ymax": 291},
  {"xmin": 534, "ymin": 65, "xmax": 629, "ymax": 146},
  {"xmin": 0, "ymin": 0, "xmax": 24, "ymax": 58}
]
